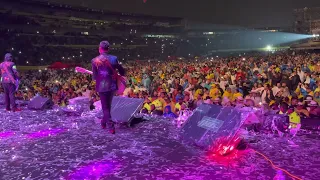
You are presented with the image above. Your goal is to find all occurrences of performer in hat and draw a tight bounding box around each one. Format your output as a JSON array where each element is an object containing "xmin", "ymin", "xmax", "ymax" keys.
[
  {"xmin": 92, "ymin": 41, "xmax": 125, "ymax": 134},
  {"xmin": 0, "ymin": 53, "xmax": 21, "ymax": 112}
]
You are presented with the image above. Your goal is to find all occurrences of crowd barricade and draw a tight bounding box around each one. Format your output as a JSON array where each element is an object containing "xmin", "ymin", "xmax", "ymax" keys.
[
  {"xmin": 237, "ymin": 109, "xmax": 319, "ymax": 131},
  {"xmin": 301, "ymin": 118, "xmax": 320, "ymax": 130},
  {"xmin": 17, "ymin": 66, "xmax": 49, "ymax": 71},
  {"xmin": 137, "ymin": 105, "xmax": 320, "ymax": 132}
]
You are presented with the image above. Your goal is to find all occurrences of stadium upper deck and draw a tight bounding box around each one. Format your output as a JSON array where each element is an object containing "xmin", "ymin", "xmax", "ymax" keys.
[{"xmin": 0, "ymin": 0, "xmax": 184, "ymax": 36}]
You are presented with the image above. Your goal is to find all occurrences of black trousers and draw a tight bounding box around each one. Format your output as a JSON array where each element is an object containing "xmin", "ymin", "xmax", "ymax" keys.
[
  {"xmin": 99, "ymin": 91, "xmax": 115, "ymax": 130},
  {"xmin": 2, "ymin": 83, "xmax": 16, "ymax": 110}
]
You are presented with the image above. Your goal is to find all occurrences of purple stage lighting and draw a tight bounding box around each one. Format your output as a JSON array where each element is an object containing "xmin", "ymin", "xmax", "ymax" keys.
[
  {"xmin": 0, "ymin": 131, "xmax": 15, "ymax": 139},
  {"xmin": 26, "ymin": 128, "xmax": 65, "ymax": 139},
  {"xmin": 67, "ymin": 160, "xmax": 118, "ymax": 179}
]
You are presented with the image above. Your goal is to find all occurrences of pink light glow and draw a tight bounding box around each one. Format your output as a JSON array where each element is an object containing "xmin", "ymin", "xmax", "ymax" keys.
[
  {"xmin": 26, "ymin": 128, "xmax": 65, "ymax": 139},
  {"xmin": 67, "ymin": 160, "xmax": 118, "ymax": 179},
  {"xmin": 206, "ymin": 135, "xmax": 247, "ymax": 167},
  {"xmin": 0, "ymin": 131, "xmax": 15, "ymax": 139}
]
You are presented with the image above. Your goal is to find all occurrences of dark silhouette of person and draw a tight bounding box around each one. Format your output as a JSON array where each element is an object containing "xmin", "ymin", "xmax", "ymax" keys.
[
  {"xmin": 91, "ymin": 41, "xmax": 125, "ymax": 134},
  {"xmin": 0, "ymin": 53, "xmax": 21, "ymax": 112}
]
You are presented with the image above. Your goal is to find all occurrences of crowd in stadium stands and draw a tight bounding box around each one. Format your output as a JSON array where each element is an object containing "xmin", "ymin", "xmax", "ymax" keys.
[
  {"xmin": 1, "ymin": 51, "xmax": 319, "ymax": 119},
  {"xmin": 0, "ymin": 4, "xmax": 182, "ymax": 34},
  {"xmin": 0, "ymin": 28, "xmax": 180, "ymax": 65}
]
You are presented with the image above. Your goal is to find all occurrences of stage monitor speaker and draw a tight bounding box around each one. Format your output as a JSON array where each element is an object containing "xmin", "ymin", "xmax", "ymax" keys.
[
  {"xmin": 28, "ymin": 96, "xmax": 54, "ymax": 110},
  {"xmin": 180, "ymin": 104, "xmax": 247, "ymax": 149},
  {"xmin": 96, "ymin": 96, "xmax": 144, "ymax": 125}
]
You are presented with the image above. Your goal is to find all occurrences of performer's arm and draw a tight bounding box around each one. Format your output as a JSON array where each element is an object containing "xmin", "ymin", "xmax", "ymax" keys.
[
  {"xmin": 12, "ymin": 64, "xmax": 20, "ymax": 80},
  {"xmin": 91, "ymin": 60, "xmax": 97, "ymax": 80}
]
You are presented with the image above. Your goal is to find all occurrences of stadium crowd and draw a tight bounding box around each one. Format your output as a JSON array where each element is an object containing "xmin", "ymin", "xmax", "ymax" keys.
[
  {"xmin": 0, "ymin": 28, "xmax": 180, "ymax": 66},
  {"xmin": 1, "ymin": 51, "xmax": 319, "ymax": 119}
]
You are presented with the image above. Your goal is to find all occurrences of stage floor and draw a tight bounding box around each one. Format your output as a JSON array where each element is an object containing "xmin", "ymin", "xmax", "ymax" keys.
[{"xmin": 0, "ymin": 108, "xmax": 319, "ymax": 180}]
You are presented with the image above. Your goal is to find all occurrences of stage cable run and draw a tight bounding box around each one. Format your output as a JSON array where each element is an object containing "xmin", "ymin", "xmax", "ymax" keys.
[{"xmin": 253, "ymin": 150, "xmax": 303, "ymax": 180}]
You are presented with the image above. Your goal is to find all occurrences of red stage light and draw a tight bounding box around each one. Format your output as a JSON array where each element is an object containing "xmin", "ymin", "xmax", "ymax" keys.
[
  {"xmin": 212, "ymin": 136, "xmax": 241, "ymax": 156},
  {"xmin": 207, "ymin": 135, "xmax": 246, "ymax": 167}
]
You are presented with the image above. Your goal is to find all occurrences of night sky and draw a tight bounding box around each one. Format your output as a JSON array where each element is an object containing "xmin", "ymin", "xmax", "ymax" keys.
[{"xmin": 49, "ymin": 0, "xmax": 320, "ymax": 28}]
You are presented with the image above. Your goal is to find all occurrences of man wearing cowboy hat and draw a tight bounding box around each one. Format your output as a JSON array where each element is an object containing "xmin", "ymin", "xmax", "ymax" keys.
[{"xmin": 0, "ymin": 53, "xmax": 21, "ymax": 112}]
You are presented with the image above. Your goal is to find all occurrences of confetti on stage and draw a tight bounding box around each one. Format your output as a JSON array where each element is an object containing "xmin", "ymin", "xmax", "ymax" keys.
[{"xmin": 0, "ymin": 107, "xmax": 319, "ymax": 179}]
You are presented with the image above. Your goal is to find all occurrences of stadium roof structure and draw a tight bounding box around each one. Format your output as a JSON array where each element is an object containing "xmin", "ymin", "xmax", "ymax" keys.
[{"xmin": 185, "ymin": 20, "xmax": 246, "ymax": 31}]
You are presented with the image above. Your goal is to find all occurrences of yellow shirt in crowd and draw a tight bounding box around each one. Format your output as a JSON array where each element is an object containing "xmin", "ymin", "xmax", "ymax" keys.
[
  {"xmin": 232, "ymin": 92, "xmax": 242, "ymax": 101},
  {"xmin": 206, "ymin": 73, "xmax": 214, "ymax": 80},
  {"xmin": 175, "ymin": 103, "xmax": 181, "ymax": 111},
  {"xmin": 222, "ymin": 91, "xmax": 233, "ymax": 100},
  {"xmin": 289, "ymin": 111, "xmax": 301, "ymax": 128},
  {"xmin": 143, "ymin": 103, "xmax": 151, "ymax": 112},
  {"xmin": 194, "ymin": 89, "xmax": 202, "ymax": 99},
  {"xmin": 152, "ymin": 99, "xmax": 163, "ymax": 111},
  {"xmin": 209, "ymin": 88, "xmax": 219, "ymax": 99}
]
